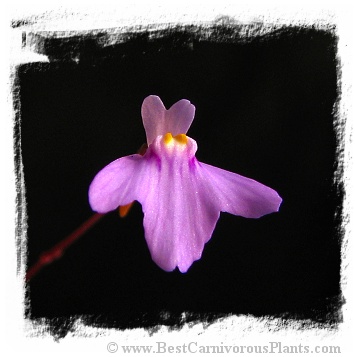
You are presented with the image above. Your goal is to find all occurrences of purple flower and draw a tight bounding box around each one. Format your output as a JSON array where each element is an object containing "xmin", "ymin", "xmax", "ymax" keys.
[{"xmin": 89, "ymin": 95, "xmax": 282, "ymax": 272}]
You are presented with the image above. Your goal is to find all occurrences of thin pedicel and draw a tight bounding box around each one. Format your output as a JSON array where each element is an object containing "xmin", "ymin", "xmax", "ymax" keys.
[{"xmin": 26, "ymin": 213, "xmax": 104, "ymax": 282}]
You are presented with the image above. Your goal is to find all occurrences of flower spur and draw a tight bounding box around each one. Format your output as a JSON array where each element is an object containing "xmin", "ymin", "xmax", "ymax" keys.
[{"xmin": 89, "ymin": 95, "xmax": 282, "ymax": 272}]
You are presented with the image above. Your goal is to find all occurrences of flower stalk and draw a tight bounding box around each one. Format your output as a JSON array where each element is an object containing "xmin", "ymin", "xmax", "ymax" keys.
[{"xmin": 26, "ymin": 213, "xmax": 104, "ymax": 282}]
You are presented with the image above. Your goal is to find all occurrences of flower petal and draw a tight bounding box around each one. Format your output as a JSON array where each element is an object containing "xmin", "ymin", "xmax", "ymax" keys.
[
  {"xmin": 89, "ymin": 155, "xmax": 146, "ymax": 213},
  {"xmin": 141, "ymin": 95, "xmax": 195, "ymax": 145},
  {"xmin": 141, "ymin": 95, "xmax": 166, "ymax": 146},
  {"xmin": 165, "ymin": 99, "xmax": 195, "ymax": 137},
  {"xmin": 198, "ymin": 162, "xmax": 282, "ymax": 218},
  {"xmin": 134, "ymin": 143, "xmax": 219, "ymax": 272}
]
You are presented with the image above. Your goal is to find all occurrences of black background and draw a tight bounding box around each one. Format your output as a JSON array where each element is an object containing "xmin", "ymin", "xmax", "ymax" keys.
[{"xmin": 17, "ymin": 24, "xmax": 341, "ymax": 337}]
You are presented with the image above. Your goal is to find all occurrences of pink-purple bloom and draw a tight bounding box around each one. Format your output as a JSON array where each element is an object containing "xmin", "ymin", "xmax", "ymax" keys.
[{"xmin": 89, "ymin": 95, "xmax": 282, "ymax": 272}]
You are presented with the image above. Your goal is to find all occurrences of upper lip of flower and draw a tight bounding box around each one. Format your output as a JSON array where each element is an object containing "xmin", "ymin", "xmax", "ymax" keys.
[
  {"xmin": 141, "ymin": 95, "xmax": 196, "ymax": 146},
  {"xmin": 88, "ymin": 95, "xmax": 282, "ymax": 272}
]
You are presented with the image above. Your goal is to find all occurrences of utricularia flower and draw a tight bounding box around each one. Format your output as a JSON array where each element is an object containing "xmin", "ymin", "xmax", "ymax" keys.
[{"xmin": 89, "ymin": 95, "xmax": 282, "ymax": 272}]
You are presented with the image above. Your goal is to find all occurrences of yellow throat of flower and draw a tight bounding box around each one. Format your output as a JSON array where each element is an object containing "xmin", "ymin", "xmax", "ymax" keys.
[{"xmin": 163, "ymin": 132, "xmax": 188, "ymax": 146}]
